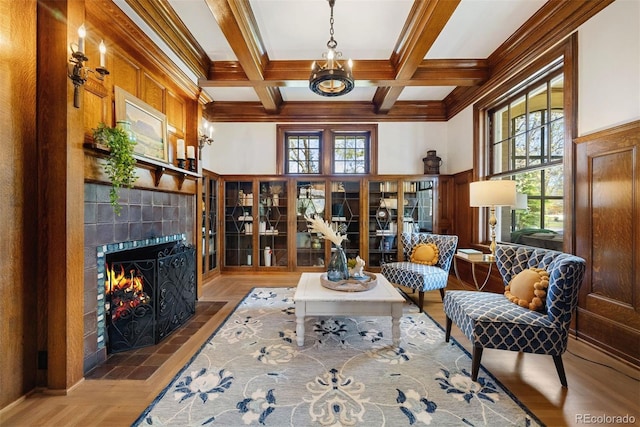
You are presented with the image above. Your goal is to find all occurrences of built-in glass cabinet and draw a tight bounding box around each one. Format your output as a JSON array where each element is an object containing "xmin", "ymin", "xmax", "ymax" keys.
[
  {"xmin": 201, "ymin": 171, "xmax": 219, "ymax": 278},
  {"xmin": 220, "ymin": 175, "xmax": 447, "ymax": 272}
]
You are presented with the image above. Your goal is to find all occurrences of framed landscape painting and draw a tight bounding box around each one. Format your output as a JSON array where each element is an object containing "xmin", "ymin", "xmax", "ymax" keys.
[{"xmin": 115, "ymin": 87, "xmax": 168, "ymax": 162}]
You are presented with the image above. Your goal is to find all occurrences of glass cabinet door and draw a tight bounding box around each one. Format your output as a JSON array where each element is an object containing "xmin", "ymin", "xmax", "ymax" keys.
[
  {"xmin": 403, "ymin": 179, "xmax": 434, "ymax": 234},
  {"xmin": 206, "ymin": 176, "xmax": 218, "ymax": 271},
  {"xmin": 224, "ymin": 180, "xmax": 254, "ymax": 267},
  {"xmin": 368, "ymin": 180, "xmax": 399, "ymax": 267},
  {"xmin": 295, "ymin": 180, "xmax": 326, "ymax": 267},
  {"xmin": 330, "ymin": 180, "xmax": 360, "ymax": 261},
  {"xmin": 201, "ymin": 172, "xmax": 218, "ymax": 277},
  {"xmin": 259, "ymin": 180, "xmax": 287, "ymax": 267}
]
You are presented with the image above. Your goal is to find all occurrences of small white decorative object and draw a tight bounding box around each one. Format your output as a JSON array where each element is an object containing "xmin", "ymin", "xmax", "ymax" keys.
[{"xmin": 350, "ymin": 256, "xmax": 366, "ymax": 278}]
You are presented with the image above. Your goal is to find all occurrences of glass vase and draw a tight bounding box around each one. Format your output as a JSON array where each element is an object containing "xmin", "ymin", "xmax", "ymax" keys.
[{"xmin": 327, "ymin": 245, "xmax": 349, "ymax": 282}]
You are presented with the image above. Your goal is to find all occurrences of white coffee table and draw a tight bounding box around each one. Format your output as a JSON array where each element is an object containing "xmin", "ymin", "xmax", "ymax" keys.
[{"xmin": 294, "ymin": 272, "xmax": 404, "ymax": 346}]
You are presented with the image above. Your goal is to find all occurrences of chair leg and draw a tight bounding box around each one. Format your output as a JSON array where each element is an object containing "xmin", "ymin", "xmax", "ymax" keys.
[
  {"xmin": 445, "ymin": 316, "xmax": 452, "ymax": 342},
  {"xmin": 418, "ymin": 291, "xmax": 424, "ymax": 312},
  {"xmin": 553, "ymin": 355, "xmax": 568, "ymax": 387},
  {"xmin": 439, "ymin": 288, "xmax": 445, "ymax": 301},
  {"xmin": 471, "ymin": 345, "xmax": 483, "ymax": 382}
]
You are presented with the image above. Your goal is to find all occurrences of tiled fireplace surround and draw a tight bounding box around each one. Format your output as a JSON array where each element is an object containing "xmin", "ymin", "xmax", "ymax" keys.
[{"xmin": 83, "ymin": 183, "xmax": 195, "ymax": 374}]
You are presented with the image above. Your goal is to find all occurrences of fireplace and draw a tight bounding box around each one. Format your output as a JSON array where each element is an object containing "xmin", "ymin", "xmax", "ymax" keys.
[{"xmin": 105, "ymin": 241, "xmax": 196, "ymax": 353}]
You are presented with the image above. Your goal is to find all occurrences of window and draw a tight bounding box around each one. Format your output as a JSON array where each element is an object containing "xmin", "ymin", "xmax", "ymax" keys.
[
  {"xmin": 286, "ymin": 133, "xmax": 321, "ymax": 174},
  {"xmin": 277, "ymin": 124, "xmax": 377, "ymax": 175},
  {"xmin": 481, "ymin": 58, "xmax": 571, "ymax": 251},
  {"xmin": 333, "ymin": 133, "xmax": 368, "ymax": 173}
]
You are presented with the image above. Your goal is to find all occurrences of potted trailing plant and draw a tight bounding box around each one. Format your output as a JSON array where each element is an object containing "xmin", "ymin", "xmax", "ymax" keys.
[{"xmin": 92, "ymin": 122, "xmax": 137, "ymax": 215}]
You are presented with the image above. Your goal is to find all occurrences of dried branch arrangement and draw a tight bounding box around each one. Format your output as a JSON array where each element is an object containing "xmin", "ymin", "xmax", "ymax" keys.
[{"xmin": 305, "ymin": 215, "xmax": 347, "ymax": 247}]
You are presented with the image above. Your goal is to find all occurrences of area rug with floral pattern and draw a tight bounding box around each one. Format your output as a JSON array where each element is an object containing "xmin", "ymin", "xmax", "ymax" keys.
[{"xmin": 134, "ymin": 287, "xmax": 543, "ymax": 426}]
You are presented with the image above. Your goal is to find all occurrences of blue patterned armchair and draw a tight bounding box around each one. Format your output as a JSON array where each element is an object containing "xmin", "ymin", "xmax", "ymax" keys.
[
  {"xmin": 381, "ymin": 232, "xmax": 458, "ymax": 312},
  {"xmin": 443, "ymin": 244, "xmax": 586, "ymax": 387}
]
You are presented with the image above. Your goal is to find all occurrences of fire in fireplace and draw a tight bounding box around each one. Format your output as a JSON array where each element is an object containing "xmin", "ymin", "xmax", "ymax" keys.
[
  {"xmin": 106, "ymin": 264, "xmax": 152, "ymax": 322},
  {"xmin": 105, "ymin": 241, "xmax": 196, "ymax": 353}
]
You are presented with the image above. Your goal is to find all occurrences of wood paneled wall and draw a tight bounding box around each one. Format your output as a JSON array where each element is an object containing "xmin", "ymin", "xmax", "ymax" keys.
[
  {"xmin": 0, "ymin": 0, "xmax": 204, "ymax": 410},
  {"xmin": 575, "ymin": 120, "xmax": 640, "ymax": 366},
  {"xmin": 0, "ymin": 0, "xmax": 38, "ymax": 410}
]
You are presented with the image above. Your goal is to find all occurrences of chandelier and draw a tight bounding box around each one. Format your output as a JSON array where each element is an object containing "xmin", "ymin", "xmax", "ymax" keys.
[{"xmin": 309, "ymin": 0, "xmax": 354, "ymax": 97}]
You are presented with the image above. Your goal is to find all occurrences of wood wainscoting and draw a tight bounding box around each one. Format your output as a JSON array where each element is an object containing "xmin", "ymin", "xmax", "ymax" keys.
[{"xmin": 575, "ymin": 120, "xmax": 640, "ymax": 367}]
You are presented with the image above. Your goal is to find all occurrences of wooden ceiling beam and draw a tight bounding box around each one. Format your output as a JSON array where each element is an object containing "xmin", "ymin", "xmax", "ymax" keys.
[
  {"xmin": 203, "ymin": 101, "xmax": 447, "ymax": 123},
  {"xmin": 199, "ymin": 59, "xmax": 488, "ymax": 87},
  {"xmin": 204, "ymin": 0, "xmax": 281, "ymax": 112},
  {"xmin": 374, "ymin": 0, "xmax": 461, "ymax": 113}
]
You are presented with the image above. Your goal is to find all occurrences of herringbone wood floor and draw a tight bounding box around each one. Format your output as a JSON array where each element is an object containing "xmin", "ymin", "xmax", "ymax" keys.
[{"xmin": 1, "ymin": 273, "xmax": 638, "ymax": 426}]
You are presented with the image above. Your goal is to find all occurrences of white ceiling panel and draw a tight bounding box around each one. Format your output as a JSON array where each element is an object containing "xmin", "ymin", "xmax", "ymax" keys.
[
  {"xmin": 203, "ymin": 86, "xmax": 261, "ymax": 102},
  {"xmin": 169, "ymin": 0, "xmax": 236, "ymax": 60},
  {"xmin": 426, "ymin": 0, "xmax": 547, "ymax": 59},
  {"xmin": 251, "ymin": 0, "xmax": 415, "ymax": 61},
  {"xmin": 398, "ymin": 86, "xmax": 457, "ymax": 101}
]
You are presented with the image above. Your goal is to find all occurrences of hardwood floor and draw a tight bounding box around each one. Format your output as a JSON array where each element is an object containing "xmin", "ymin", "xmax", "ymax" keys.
[{"xmin": 1, "ymin": 273, "xmax": 638, "ymax": 426}]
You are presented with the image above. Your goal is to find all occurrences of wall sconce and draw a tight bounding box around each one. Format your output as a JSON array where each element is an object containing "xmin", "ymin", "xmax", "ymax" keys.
[
  {"xmin": 469, "ymin": 180, "xmax": 517, "ymax": 259},
  {"xmin": 198, "ymin": 121, "xmax": 214, "ymax": 156},
  {"xmin": 68, "ymin": 24, "xmax": 109, "ymax": 108}
]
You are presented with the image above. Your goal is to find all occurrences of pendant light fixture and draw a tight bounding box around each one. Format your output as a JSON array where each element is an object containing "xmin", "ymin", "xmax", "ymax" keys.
[{"xmin": 309, "ymin": 0, "xmax": 354, "ymax": 97}]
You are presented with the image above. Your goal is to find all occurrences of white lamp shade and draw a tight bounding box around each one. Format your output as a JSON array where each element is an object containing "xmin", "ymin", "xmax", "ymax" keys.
[
  {"xmin": 514, "ymin": 192, "xmax": 528, "ymax": 210},
  {"xmin": 469, "ymin": 180, "xmax": 517, "ymax": 207}
]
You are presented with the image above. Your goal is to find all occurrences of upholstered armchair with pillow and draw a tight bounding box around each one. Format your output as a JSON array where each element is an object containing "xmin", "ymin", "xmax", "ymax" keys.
[
  {"xmin": 382, "ymin": 232, "xmax": 458, "ymax": 311},
  {"xmin": 443, "ymin": 244, "xmax": 586, "ymax": 387}
]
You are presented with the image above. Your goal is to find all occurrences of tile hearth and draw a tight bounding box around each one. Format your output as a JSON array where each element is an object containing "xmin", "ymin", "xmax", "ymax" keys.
[{"xmin": 86, "ymin": 301, "xmax": 225, "ymax": 380}]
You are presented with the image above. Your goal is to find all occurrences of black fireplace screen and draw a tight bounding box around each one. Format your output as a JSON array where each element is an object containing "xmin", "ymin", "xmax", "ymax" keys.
[{"xmin": 106, "ymin": 242, "xmax": 196, "ymax": 353}]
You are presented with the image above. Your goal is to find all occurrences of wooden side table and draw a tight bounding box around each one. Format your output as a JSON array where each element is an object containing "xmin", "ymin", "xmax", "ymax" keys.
[{"xmin": 453, "ymin": 254, "xmax": 496, "ymax": 291}]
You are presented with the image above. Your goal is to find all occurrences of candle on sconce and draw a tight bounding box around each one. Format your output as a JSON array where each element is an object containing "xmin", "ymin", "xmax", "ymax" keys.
[
  {"xmin": 99, "ymin": 40, "xmax": 106, "ymax": 67},
  {"xmin": 78, "ymin": 24, "xmax": 86, "ymax": 53},
  {"xmin": 176, "ymin": 139, "xmax": 185, "ymax": 160},
  {"xmin": 187, "ymin": 146, "xmax": 195, "ymax": 160}
]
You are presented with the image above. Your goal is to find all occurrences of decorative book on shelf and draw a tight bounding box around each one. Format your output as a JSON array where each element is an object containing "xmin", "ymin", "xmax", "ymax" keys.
[{"xmin": 456, "ymin": 249, "xmax": 486, "ymax": 261}]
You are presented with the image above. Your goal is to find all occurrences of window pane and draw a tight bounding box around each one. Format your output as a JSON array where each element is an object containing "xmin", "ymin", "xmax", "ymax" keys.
[
  {"xmin": 544, "ymin": 199, "xmax": 564, "ymax": 232},
  {"xmin": 333, "ymin": 134, "xmax": 368, "ymax": 174},
  {"xmin": 528, "ymin": 126, "xmax": 544, "ymax": 165},
  {"xmin": 286, "ymin": 134, "xmax": 321, "ymax": 174},
  {"xmin": 492, "ymin": 105, "xmax": 509, "ymax": 145},
  {"xmin": 550, "ymin": 116, "xmax": 564, "ymax": 157},
  {"xmin": 550, "ymin": 75, "xmax": 564, "ymax": 119},
  {"xmin": 492, "ymin": 139, "xmax": 510, "ymax": 174},
  {"xmin": 529, "ymin": 83, "xmax": 548, "ymax": 117},
  {"xmin": 510, "ymin": 96, "xmax": 527, "ymax": 136},
  {"xmin": 544, "ymin": 165, "xmax": 564, "ymax": 197}
]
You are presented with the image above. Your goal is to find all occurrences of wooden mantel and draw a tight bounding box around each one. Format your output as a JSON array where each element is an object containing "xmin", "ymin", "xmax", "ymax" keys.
[{"xmin": 84, "ymin": 142, "xmax": 200, "ymax": 194}]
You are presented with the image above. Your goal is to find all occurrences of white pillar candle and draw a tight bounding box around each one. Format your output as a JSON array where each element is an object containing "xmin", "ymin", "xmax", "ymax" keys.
[
  {"xmin": 77, "ymin": 24, "xmax": 86, "ymax": 53},
  {"xmin": 176, "ymin": 139, "xmax": 185, "ymax": 160},
  {"xmin": 187, "ymin": 145, "xmax": 195, "ymax": 159},
  {"xmin": 99, "ymin": 40, "xmax": 106, "ymax": 67}
]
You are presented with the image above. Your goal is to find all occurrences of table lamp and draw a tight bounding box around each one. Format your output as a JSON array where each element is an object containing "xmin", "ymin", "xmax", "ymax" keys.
[{"xmin": 469, "ymin": 180, "xmax": 517, "ymax": 259}]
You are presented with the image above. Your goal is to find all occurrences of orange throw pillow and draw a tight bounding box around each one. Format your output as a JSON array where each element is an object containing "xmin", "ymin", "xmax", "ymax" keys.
[
  {"xmin": 410, "ymin": 243, "xmax": 439, "ymax": 266},
  {"xmin": 504, "ymin": 268, "xmax": 550, "ymax": 311}
]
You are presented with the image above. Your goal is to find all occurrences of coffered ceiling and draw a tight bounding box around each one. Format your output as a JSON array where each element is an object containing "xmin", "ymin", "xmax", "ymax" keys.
[{"xmin": 113, "ymin": 0, "xmax": 606, "ymax": 121}]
